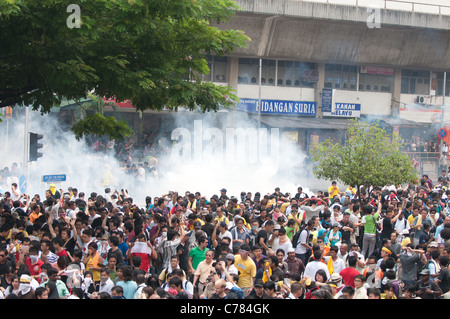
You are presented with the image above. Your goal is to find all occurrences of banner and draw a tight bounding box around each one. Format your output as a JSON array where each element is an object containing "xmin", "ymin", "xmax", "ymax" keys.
[{"xmin": 237, "ymin": 98, "xmax": 316, "ymax": 116}]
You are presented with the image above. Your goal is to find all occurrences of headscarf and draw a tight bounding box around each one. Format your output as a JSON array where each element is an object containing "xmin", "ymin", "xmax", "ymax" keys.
[{"xmin": 49, "ymin": 184, "xmax": 57, "ymax": 195}]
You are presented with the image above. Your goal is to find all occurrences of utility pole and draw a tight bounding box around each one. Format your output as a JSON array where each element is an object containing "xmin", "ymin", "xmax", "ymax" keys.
[
  {"xmin": 23, "ymin": 105, "xmax": 29, "ymax": 181},
  {"xmin": 440, "ymin": 72, "xmax": 447, "ymax": 175}
]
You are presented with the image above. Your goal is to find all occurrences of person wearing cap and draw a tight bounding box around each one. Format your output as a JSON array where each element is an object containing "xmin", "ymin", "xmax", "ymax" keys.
[
  {"xmin": 328, "ymin": 273, "xmax": 343, "ymax": 298},
  {"xmin": 285, "ymin": 247, "xmax": 305, "ymax": 277},
  {"xmin": 413, "ymin": 268, "xmax": 443, "ymax": 299},
  {"xmin": 219, "ymin": 189, "xmax": 229, "ymax": 203},
  {"xmin": 17, "ymin": 274, "xmax": 35, "ymax": 299},
  {"xmin": 246, "ymin": 278, "xmax": 266, "ymax": 299}
]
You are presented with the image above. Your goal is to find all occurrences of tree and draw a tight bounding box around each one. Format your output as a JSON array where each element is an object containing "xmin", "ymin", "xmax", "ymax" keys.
[
  {"xmin": 308, "ymin": 119, "xmax": 418, "ymax": 201},
  {"xmin": 72, "ymin": 94, "xmax": 133, "ymax": 140},
  {"xmin": 0, "ymin": 0, "xmax": 249, "ymax": 138}
]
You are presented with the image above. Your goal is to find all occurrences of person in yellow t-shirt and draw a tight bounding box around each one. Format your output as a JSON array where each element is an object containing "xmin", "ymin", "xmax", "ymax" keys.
[
  {"xmin": 234, "ymin": 245, "xmax": 257, "ymax": 296},
  {"xmin": 328, "ymin": 181, "xmax": 340, "ymax": 199},
  {"xmin": 213, "ymin": 207, "xmax": 229, "ymax": 227},
  {"xmin": 407, "ymin": 206, "xmax": 420, "ymax": 226}
]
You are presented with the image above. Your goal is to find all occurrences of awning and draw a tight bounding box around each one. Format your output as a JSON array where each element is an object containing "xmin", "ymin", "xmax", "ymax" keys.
[
  {"xmin": 360, "ymin": 115, "xmax": 422, "ymax": 128},
  {"xmin": 49, "ymin": 98, "xmax": 93, "ymax": 112},
  {"xmin": 249, "ymin": 114, "xmax": 352, "ymax": 129}
]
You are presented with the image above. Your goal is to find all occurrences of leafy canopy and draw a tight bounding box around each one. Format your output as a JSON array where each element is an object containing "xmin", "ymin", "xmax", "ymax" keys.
[
  {"xmin": 308, "ymin": 119, "xmax": 418, "ymax": 188},
  {"xmin": 0, "ymin": 0, "xmax": 249, "ymax": 138}
]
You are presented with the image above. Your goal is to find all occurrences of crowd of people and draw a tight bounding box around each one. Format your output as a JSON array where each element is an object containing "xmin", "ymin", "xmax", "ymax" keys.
[{"xmin": 1, "ymin": 163, "xmax": 450, "ymax": 300}]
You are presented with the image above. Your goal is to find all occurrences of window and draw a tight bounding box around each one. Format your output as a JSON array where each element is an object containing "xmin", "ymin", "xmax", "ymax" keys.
[
  {"xmin": 202, "ymin": 55, "xmax": 228, "ymax": 83},
  {"xmin": 359, "ymin": 74, "xmax": 393, "ymax": 93},
  {"xmin": 238, "ymin": 58, "xmax": 275, "ymax": 86},
  {"xmin": 277, "ymin": 60, "xmax": 317, "ymax": 88},
  {"xmin": 401, "ymin": 69, "xmax": 430, "ymax": 95},
  {"xmin": 436, "ymin": 72, "xmax": 450, "ymax": 96},
  {"xmin": 238, "ymin": 58, "xmax": 317, "ymax": 88},
  {"xmin": 324, "ymin": 64, "xmax": 357, "ymax": 91}
]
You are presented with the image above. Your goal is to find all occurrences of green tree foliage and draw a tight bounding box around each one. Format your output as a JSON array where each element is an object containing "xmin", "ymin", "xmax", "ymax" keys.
[
  {"xmin": 0, "ymin": 0, "xmax": 249, "ymax": 138},
  {"xmin": 72, "ymin": 93, "xmax": 133, "ymax": 140},
  {"xmin": 309, "ymin": 119, "xmax": 418, "ymax": 191}
]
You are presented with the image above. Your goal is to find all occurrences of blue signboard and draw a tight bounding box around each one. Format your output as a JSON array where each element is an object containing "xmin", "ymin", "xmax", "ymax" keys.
[
  {"xmin": 42, "ymin": 174, "xmax": 67, "ymax": 183},
  {"xmin": 237, "ymin": 98, "xmax": 317, "ymax": 116},
  {"xmin": 323, "ymin": 103, "xmax": 361, "ymax": 118},
  {"xmin": 19, "ymin": 175, "xmax": 27, "ymax": 193},
  {"xmin": 322, "ymin": 88, "xmax": 333, "ymax": 113}
]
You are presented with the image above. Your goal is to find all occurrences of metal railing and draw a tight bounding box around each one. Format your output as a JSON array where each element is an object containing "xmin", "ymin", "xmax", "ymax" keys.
[
  {"xmin": 404, "ymin": 151, "xmax": 441, "ymax": 178},
  {"xmin": 303, "ymin": 0, "xmax": 450, "ymax": 15}
]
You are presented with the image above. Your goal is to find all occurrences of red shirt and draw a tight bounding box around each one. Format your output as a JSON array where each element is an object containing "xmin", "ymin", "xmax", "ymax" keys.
[
  {"xmin": 339, "ymin": 267, "xmax": 360, "ymax": 288},
  {"xmin": 25, "ymin": 257, "xmax": 44, "ymax": 283},
  {"xmin": 131, "ymin": 252, "xmax": 151, "ymax": 273},
  {"xmin": 57, "ymin": 249, "xmax": 68, "ymax": 257}
]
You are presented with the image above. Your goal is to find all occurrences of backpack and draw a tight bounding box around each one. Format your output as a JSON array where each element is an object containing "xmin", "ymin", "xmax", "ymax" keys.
[
  {"xmin": 292, "ymin": 230, "xmax": 301, "ymax": 248},
  {"xmin": 292, "ymin": 226, "xmax": 308, "ymax": 249}
]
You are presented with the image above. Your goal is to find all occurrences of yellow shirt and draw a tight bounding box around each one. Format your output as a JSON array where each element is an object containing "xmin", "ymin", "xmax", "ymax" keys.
[
  {"xmin": 345, "ymin": 187, "xmax": 357, "ymax": 196},
  {"xmin": 407, "ymin": 214, "xmax": 416, "ymax": 226},
  {"xmin": 234, "ymin": 255, "xmax": 257, "ymax": 289},
  {"xmin": 328, "ymin": 186, "xmax": 340, "ymax": 199},
  {"xmin": 280, "ymin": 202, "xmax": 290, "ymax": 215},
  {"xmin": 401, "ymin": 237, "xmax": 411, "ymax": 248},
  {"xmin": 85, "ymin": 252, "xmax": 101, "ymax": 282},
  {"xmin": 214, "ymin": 215, "xmax": 229, "ymax": 226}
]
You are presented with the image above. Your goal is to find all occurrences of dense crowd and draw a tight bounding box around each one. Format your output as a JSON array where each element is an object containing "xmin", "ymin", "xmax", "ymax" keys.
[{"xmin": 1, "ymin": 164, "xmax": 450, "ymax": 300}]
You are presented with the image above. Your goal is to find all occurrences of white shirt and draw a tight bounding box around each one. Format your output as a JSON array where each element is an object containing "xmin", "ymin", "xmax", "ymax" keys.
[
  {"xmin": 353, "ymin": 286, "xmax": 368, "ymax": 299},
  {"xmin": 303, "ymin": 260, "xmax": 330, "ymax": 280},
  {"xmin": 324, "ymin": 256, "xmax": 346, "ymax": 274},
  {"xmin": 99, "ymin": 278, "xmax": 114, "ymax": 295},
  {"xmin": 295, "ymin": 228, "xmax": 310, "ymax": 255},
  {"xmin": 219, "ymin": 230, "xmax": 233, "ymax": 250},
  {"xmin": 273, "ymin": 237, "xmax": 293, "ymax": 256},
  {"xmin": 394, "ymin": 217, "xmax": 410, "ymax": 234}
]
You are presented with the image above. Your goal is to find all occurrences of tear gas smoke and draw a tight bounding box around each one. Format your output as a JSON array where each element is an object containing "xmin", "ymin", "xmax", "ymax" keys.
[{"xmin": 0, "ymin": 108, "xmax": 321, "ymax": 206}]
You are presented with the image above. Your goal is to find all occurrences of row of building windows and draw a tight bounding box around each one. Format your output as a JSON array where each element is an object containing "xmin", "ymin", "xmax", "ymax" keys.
[{"xmin": 201, "ymin": 56, "xmax": 450, "ymax": 96}]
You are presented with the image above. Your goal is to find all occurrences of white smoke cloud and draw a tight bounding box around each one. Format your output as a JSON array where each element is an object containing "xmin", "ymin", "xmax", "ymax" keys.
[
  {"xmin": 0, "ymin": 108, "xmax": 123, "ymax": 199},
  {"xmin": 152, "ymin": 109, "xmax": 315, "ymax": 200},
  {"xmin": 0, "ymin": 107, "xmax": 322, "ymax": 206}
]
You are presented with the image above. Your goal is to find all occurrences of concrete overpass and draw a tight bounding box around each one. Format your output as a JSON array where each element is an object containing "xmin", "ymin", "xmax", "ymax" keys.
[{"xmin": 215, "ymin": 0, "xmax": 450, "ymax": 70}]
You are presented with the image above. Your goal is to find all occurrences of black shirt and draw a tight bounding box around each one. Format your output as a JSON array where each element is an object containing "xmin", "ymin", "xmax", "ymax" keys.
[
  {"xmin": 255, "ymin": 229, "xmax": 269, "ymax": 255},
  {"xmin": 381, "ymin": 217, "xmax": 394, "ymax": 240}
]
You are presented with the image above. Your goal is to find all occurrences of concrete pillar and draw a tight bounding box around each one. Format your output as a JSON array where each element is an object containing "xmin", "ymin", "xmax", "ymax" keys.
[
  {"xmin": 391, "ymin": 68, "xmax": 402, "ymax": 117},
  {"xmin": 227, "ymin": 56, "xmax": 239, "ymax": 92},
  {"xmin": 315, "ymin": 63, "xmax": 326, "ymax": 118}
]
